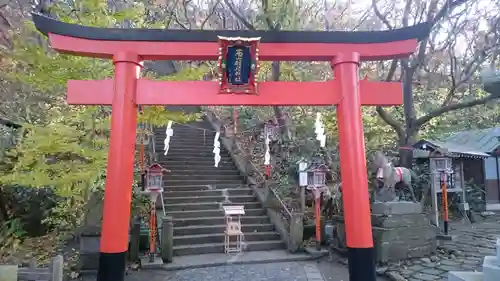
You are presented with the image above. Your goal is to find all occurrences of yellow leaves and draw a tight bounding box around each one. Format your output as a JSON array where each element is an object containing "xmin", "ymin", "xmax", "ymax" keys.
[
  {"xmin": 0, "ymin": 107, "xmax": 108, "ymax": 198},
  {"xmin": 138, "ymin": 106, "xmax": 199, "ymax": 126}
]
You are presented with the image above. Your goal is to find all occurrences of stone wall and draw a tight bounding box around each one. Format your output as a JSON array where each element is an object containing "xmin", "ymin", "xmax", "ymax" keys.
[{"xmin": 331, "ymin": 202, "xmax": 437, "ymax": 263}]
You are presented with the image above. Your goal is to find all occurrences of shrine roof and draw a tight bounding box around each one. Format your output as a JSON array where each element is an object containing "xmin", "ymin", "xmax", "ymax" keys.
[
  {"xmin": 443, "ymin": 127, "xmax": 500, "ymax": 153},
  {"xmin": 413, "ymin": 139, "xmax": 490, "ymax": 159},
  {"xmin": 32, "ymin": 13, "xmax": 431, "ymax": 44}
]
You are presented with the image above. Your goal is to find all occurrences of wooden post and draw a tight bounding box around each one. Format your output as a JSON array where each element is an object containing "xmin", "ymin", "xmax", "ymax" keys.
[{"xmin": 160, "ymin": 216, "xmax": 173, "ymax": 263}]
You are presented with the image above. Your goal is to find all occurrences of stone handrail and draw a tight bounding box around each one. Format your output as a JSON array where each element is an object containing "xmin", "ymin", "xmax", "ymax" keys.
[
  {"xmin": 147, "ymin": 123, "xmax": 157, "ymax": 164},
  {"xmin": 204, "ymin": 109, "xmax": 303, "ymax": 252}
]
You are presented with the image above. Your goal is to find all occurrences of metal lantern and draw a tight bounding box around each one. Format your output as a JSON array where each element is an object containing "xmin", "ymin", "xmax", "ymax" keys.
[{"xmin": 146, "ymin": 163, "xmax": 165, "ymax": 192}]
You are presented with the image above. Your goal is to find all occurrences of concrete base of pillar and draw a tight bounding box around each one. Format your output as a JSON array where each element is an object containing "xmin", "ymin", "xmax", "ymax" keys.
[
  {"xmin": 141, "ymin": 256, "xmax": 164, "ymax": 269},
  {"xmin": 437, "ymin": 234, "xmax": 456, "ymax": 241}
]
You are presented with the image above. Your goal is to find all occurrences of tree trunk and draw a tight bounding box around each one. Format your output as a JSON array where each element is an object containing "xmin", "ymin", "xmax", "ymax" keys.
[
  {"xmin": 400, "ymin": 62, "xmax": 417, "ymax": 168},
  {"xmin": 398, "ymin": 130, "xmax": 417, "ymax": 168},
  {"xmin": 270, "ymin": 61, "xmax": 291, "ymax": 141}
]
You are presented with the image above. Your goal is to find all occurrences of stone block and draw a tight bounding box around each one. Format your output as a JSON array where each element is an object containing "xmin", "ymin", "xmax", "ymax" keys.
[
  {"xmin": 141, "ymin": 256, "xmax": 164, "ymax": 269},
  {"xmin": 372, "ymin": 225, "xmax": 436, "ymax": 245},
  {"xmin": 372, "ymin": 213, "xmax": 430, "ymax": 228},
  {"xmin": 448, "ymin": 271, "xmax": 483, "ymax": 281},
  {"xmin": 372, "ymin": 202, "xmax": 422, "ymax": 215},
  {"xmin": 496, "ymin": 238, "xmax": 500, "ymax": 260},
  {"xmin": 332, "ymin": 212, "xmax": 436, "ymax": 262},
  {"xmin": 79, "ymin": 235, "xmax": 100, "ymax": 270},
  {"xmin": 0, "ymin": 265, "xmax": 18, "ymax": 281},
  {"xmin": 483, "ymin": 256, "xmax": 500, "ymax": 281}
]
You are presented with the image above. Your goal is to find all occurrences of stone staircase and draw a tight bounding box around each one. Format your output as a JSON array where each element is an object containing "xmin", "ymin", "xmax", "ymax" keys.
[
  {"xmin": 448, "ymin": 238, "xmax": 500, "ymax": 281},
  {"xmin": 154, "ymin": 120, "xmax": 285, "ymax": 256}
]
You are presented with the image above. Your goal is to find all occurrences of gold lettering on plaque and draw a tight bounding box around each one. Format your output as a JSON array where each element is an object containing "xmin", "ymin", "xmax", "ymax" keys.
[{"xmin": 234, "ymin": 49, "xmax": 243, "ymax": 83}]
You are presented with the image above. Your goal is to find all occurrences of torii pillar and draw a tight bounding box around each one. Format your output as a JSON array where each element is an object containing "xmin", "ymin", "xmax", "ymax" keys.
[{"xmin": 32, "ymin": 13, "xmax": 430, "ymax": 281}]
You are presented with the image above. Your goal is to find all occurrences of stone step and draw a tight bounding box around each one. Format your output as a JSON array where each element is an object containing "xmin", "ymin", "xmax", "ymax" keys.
[
  {"xmin": 174, "ymin": 231, "xmax": 281, "ymax": 246},
  {"xmin": 165, "ymin": 201, "xmax": 260, "ymax": 211},
  {"xmin": 156, "ymin": 145, "xmax": 222, "ymax": 151},
  {"xmin": 164, "ymin": 131, "xmax": 218, "ymax": 138},
  {"xmin": 159, "ymin": 161, "xmax": 237, "ymax": 169},
  {"xmin": 161, "ymin": 146, "xmax": 228, "ymax": 152},
  {"xmin": 166, "ymin": 175, "xmax": 243, "ymax": 181},
  {"xmin": 164, "ymin": 166, "xmax": 239, "ymax": 172},
  {"xmin": 162, "ymin": 151, "xmax": 231, "ymax": 157},
  {"xmin": 166, "ymin": 208, "xmax": 266, "ymax": 219},
  {"xmin": 161, "ymin": 155, "xmax": 233, "ymax": 162},
  {"xmin": 155, "ymin": 140, "xmax": 217, "ymax": 147},
  {"xmin": 164, "ymin": 184, "xmax": 249, "ymax": 191},
  {"xmin": 173, "ymin": 223, "xmax": 275, "ymax": 236},
  {"xmin": 173, "ymin": 240, "xmax": 285, "ymax": 256},
  {"xmin": 483, "ymin": 256, "xmax": 500, "ymax": 281},
  {"xmin": 163, "ymin": 179, "xmax": 244, "ymax": 186},
  {"xmin": 163, "ymin": 169, "xmax": 241, "ymax": 176},
  {"xmin": 173, "ymin": 215, "xmax": 270, "ymax": 227},
  {"xmin": 165, "ymin": 194, "xmax": 256, "ymax": 204},
  {"xmin": 159, "ymin": 159, "xmax": 235, "ymax": 164},
  {"xmin": 165, "ymin": 187, "xmax": 253, "ymax": 197}
]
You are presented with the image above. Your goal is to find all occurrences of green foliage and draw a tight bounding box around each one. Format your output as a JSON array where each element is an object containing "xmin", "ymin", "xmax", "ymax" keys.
[
  {"xmin": 0, "ymin": 0, "xmax": 182, "ymax": 232},
  {"xmin": 0, "ymin": 219, "xmax": 26, "ymax": 254}
]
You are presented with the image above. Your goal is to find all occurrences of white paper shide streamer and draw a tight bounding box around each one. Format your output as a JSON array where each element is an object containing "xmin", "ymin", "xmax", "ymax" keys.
[
  {"xmin": 164, "ymin": 121, "xmax": 173, "ymax": 155},
  {"xmin": 213, "ymin": 132, "xmax": 221, "ymax": 167},
  {"xmin": 264, "ymin": 135, "xmax": 271, "ymax": 165},
  {"xmin": 315, "ymin": 113, "xmax": 326, "ymax": 147}
]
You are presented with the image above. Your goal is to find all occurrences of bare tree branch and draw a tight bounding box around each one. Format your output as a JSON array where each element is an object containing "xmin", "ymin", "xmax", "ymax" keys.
[{"xmin": 222, "ymin": 0, "xmax": 256, "ymax": 30}]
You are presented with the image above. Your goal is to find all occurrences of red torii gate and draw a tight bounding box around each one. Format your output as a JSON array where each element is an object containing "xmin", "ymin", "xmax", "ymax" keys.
[{"xmin": 33, "ymin": 14, "xmax": 429, "ymax": 281}]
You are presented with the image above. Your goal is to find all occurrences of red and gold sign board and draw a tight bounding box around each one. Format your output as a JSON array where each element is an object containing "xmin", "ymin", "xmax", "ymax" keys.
[{"xmin": 217, "ymin": 36, "xmax": 260, "ymax": 95}]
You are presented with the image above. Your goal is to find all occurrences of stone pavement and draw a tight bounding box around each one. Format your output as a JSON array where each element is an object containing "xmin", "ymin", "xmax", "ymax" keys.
[
  {"xmin": 80, "ymin": 257, "xmax": 390, "ymax": 281},
  {"xmin": 81, "ymin": 261, "xmax": 324, "ymax": 281},
  {"xmin": 379, "ymin": 220, "xmax": 500, "ymax": 281}
]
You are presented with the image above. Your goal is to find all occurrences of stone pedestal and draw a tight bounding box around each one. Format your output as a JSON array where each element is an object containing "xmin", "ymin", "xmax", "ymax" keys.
[
  {"xmin": 0, "ymin": 265, "xmax": 17, "ymax": 281},
  {"xmin": 331, "ymin": 202, "xmax": 437, "ymax": 263},
  {"xmin": 372, "ymin": 202, "xmax": 437, "ymax": 263},
  {"xmin": 449, "ymin": 238, "xmax": 500, "ymax": 281},
  {"xmin": 79, "ymin": 227, "xmax": 101, "ymax": 270}
]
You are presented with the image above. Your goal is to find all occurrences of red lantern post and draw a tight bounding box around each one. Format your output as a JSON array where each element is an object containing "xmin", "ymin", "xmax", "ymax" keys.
[{"xmin": 145, "ymin": 163, "xmax": 166, "ymax": 263}]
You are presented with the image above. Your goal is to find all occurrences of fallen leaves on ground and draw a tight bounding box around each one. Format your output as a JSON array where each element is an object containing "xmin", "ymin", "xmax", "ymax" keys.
[{"xmin": 0, "ymin": 231, "xmax": 71, "ymax": 266}]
